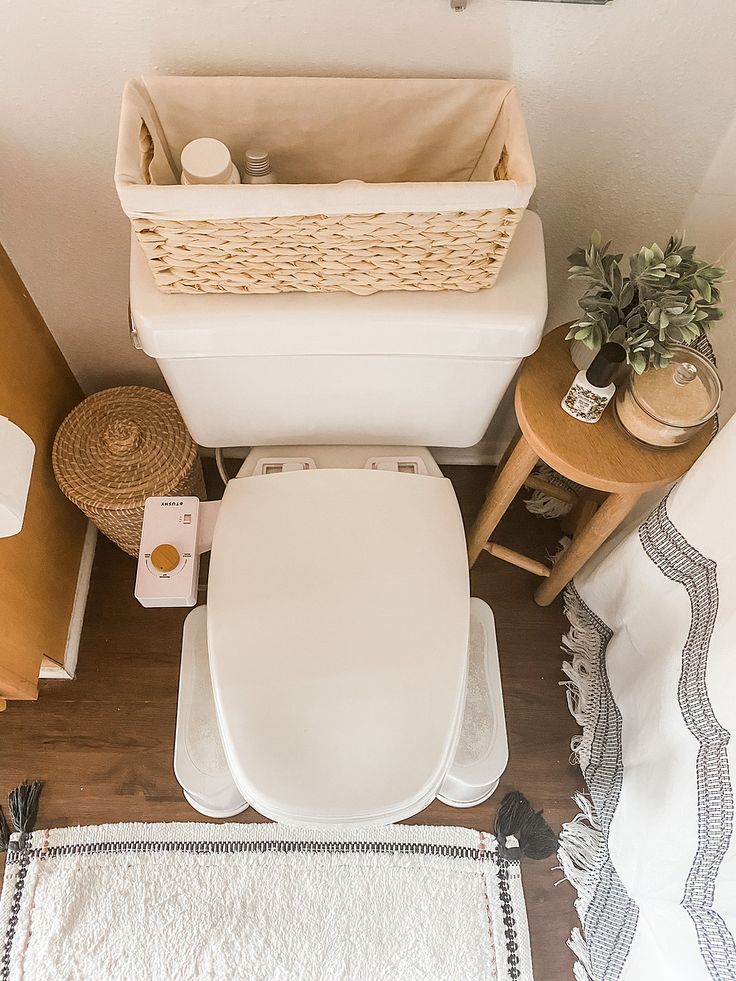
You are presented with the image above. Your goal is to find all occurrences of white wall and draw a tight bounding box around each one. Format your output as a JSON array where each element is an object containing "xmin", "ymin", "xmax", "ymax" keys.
[
  {"xmin": 2, "ymin": 0, "xmax": 736, "ymax": 393},
  {"xmin": 683, "ymin": 114, "xmax": 736, "ymax": 423}
]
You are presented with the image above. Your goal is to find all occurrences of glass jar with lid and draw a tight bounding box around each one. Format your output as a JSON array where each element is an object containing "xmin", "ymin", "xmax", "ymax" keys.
[{"xmin": 614, "ymin": 346, "xmax": 721, "ymax": 448}]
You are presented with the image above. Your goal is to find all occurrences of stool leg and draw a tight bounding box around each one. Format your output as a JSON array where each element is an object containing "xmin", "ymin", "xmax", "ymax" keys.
[
  {"xmin": 485, "ymin": 430, "xmax": 521, "ymax": 494},
  {"xmin": 572, "ymin": 493, "xmax": 599, "ymax": 538},
  {"xmin": 561, "ymin": 490, "xmax": 603, "ymax": 538},
  {"xmin": 534, "ymin": 488, "xmax": 641, "ymax": 606},
  {"xmin": 467, "ymin": 434, "xmax": 538, "ymax": 567}
]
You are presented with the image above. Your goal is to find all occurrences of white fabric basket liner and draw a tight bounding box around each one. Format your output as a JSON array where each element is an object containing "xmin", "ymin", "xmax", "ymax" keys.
[{"xmin": 115, "ymin": 76, "xmax": 536, "ymax": 221}]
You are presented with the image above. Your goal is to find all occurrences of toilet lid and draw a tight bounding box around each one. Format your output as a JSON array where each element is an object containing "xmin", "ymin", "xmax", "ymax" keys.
[{"xmin": 207, "ymin": 468, "xmax": 469, "ymax": 824}]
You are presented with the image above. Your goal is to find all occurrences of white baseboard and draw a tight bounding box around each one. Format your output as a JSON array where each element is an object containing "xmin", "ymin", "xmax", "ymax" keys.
[{"xmin": 39, "ymin": 522, "xmax": 97, "ymax": 681}]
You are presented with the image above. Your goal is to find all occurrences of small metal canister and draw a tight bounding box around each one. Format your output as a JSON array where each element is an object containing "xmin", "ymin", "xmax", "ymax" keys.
[{"xmin": 614, "ymin": 346, "xmax": 721, "ymax": 448}]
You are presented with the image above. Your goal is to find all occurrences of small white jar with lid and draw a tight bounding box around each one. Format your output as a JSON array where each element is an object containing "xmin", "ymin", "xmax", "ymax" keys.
[{"xmin": 180, "ymin": 138, "xmax": 240, "ymax": 185}]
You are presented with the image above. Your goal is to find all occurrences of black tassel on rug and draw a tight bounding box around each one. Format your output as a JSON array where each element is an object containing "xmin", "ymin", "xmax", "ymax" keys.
[
  {"xmin": 0, "ymin": 781, "xmax": 43, "ymax": 851},
  {"xmin": 495, "ymin": 790, "xmax": 558, "ymax": 860}
]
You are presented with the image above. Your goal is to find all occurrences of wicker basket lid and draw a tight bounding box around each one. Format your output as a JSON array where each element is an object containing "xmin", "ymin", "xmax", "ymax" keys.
[{"xmin": 53, "ymin": 386, "xmax": 199, "ymax": 511}]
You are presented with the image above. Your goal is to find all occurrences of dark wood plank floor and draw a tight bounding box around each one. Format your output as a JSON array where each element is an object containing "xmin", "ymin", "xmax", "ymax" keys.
[{"xmin": 0, "ymin": 464, "xmax": 583, "ymax": 979}]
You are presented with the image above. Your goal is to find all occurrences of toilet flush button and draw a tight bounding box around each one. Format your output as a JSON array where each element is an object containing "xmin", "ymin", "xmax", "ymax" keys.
[{"xmin": 151, "ymin": 543, "xmax": 180, "ymax": 573}]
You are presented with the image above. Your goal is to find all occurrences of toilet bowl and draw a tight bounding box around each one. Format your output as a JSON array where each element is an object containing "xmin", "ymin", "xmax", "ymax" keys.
[
  {"xmin": 130, "ymin": 211, "xmax": 547, "ymax": 823},
  {"xmin": 174, "ymin": 605, "xmax": 249, "ymax": 818},
  {"xmin": 168, "ymin": 446, "xmax": 509, "ymax": 823}
]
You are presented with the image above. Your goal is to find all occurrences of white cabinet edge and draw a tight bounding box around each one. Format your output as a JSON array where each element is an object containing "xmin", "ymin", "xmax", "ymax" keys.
[{"xmin": 39, "ymin": 521, "xmax": 97, "ymax": 680}]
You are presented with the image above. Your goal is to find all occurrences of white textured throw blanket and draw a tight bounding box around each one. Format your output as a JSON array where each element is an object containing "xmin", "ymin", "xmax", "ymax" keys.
[
  {"xmin": 0, "ymin": 822, "xmax": 532, "ymax": 981},
  {"xmin": 559, "ymin": 414, "xmax": 736, "ymax": 981}
]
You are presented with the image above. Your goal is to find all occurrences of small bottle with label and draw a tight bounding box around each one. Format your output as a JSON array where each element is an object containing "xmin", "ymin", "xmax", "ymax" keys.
[{"xmin": 562, "ymin": 342, "xmax": 626, "ymax": 423}]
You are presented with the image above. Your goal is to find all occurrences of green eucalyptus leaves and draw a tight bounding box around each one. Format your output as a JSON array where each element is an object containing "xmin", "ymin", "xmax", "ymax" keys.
[{"xmin": 566, "ymin": 231, "xmax": 724, "ymax": 373}]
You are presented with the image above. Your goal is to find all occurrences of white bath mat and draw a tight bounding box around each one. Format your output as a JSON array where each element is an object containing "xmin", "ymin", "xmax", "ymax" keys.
[{"xmin": 0, "ymin": 821, "xmax": 533, "ymax": 981}]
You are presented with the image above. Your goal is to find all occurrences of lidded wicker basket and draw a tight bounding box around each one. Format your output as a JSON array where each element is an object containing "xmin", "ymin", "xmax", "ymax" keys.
[
  {"xmin": 52, "ymin": 387, "xmax": 205, "ymax": 556},
  {"xmin": 115, "ymin": 76, "xmax": 536, "ymax": 296}
]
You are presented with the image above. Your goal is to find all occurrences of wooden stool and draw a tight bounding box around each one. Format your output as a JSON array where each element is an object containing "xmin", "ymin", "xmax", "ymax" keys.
[{"xmin": 467, "ymin": 324, "xmax": 710, "ymax": 606}]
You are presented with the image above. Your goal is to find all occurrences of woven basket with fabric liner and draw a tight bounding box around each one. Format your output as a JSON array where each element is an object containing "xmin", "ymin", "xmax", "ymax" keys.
[
  {"xmin": 52, "ymin": 387, "xmax": 205, "ymax": 556},
  {"xmin": 115, "ymin": 76, "xmax": 536, "ymax": 296}
]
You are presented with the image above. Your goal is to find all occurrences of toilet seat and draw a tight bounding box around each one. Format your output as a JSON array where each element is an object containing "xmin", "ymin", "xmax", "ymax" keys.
[{"xmin": 207, "ymin": 468, "xmax": 470, "ymax": 824}]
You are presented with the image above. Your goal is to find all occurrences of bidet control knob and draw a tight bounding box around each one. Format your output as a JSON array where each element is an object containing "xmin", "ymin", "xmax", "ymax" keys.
[{"xmin": 151, "ymin": 543, "xmax": 180, "ymax": 573}]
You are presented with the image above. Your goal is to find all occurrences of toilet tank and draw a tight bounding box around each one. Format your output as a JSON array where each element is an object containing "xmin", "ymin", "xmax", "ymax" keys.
[{"xmin": 130, "ymin": 213, "xmax": 547, "ymax": 449}]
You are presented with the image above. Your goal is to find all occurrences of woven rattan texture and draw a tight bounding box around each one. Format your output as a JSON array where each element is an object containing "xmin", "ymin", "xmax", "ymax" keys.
[
  {"xmin": 52, "ymin": 387, "xmax": 205, "ymax": 556},
  {"xmin": 132, "ymin": 208, "xmax": 523, "ymax": 295}
]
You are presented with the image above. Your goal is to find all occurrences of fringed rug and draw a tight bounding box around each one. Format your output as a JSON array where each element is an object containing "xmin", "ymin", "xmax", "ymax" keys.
[{"xmin": 1, "ymin": 821, "xmax": 534, "ymax": 981}]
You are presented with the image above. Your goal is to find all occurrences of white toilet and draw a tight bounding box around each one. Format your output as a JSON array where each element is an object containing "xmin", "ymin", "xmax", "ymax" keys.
[{"xmin": 130, "ymin": 212, "xmax": 548, "ymax": 824}]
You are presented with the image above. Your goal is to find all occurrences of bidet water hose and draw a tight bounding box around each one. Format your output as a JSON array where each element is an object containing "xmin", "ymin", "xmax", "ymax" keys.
[{"xmin": 215, "ymin": 447, "xmax": 230, "ymax": 486}]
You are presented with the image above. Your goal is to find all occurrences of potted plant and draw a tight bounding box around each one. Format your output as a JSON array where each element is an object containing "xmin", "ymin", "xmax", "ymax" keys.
[{"xmin": 566, "ymin": 231, "xmax": 724, "ymax": 373}]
